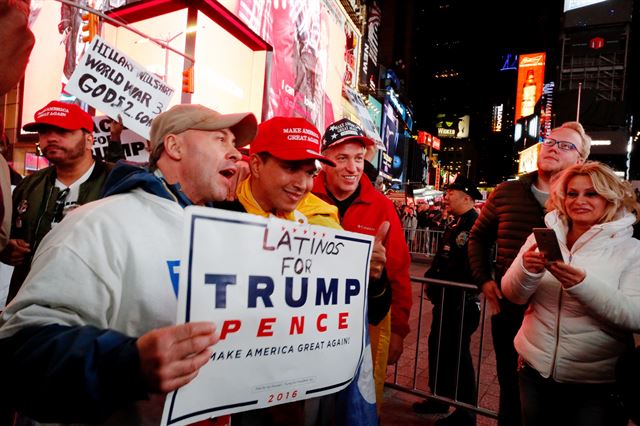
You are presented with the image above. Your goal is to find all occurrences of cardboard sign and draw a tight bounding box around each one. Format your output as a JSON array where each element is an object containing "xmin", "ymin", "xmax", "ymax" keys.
[
  {"xmin": 66, "ymin": 36, "xmax": 175, "ymax": 140},
  {"xmin": 162, "ymin": 207, "xmax": 373, "ymax": 425},
  {"xmin": 92, "ymin": 116, "xmax": 149, "ymax": 163}
]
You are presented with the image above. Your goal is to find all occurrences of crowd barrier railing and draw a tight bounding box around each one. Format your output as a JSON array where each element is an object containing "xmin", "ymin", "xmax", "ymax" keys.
[
  {"xmin": 402, "ymin": 228, "xmax": 444, "ymax": 258},
  {"xmin": 385, "ymin": 275, "xmax": 499, "ymax": 420}
]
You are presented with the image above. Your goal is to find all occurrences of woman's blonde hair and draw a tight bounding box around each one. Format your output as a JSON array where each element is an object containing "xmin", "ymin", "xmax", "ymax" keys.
[{"xmin": 547, "ymin": 161, "xmax": 640, "ymax": 225}]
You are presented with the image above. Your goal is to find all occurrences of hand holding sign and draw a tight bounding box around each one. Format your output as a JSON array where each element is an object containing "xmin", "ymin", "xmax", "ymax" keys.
[
  {"xmin": 66, "ymin": 36, "xmax": 175, "ymax": 140},
  {"xmin": 109, "ymin": 114, "xmax": 125, "ymax": 141},
  {"xmin": 369, "ymin": 221, "xmax": 389, "ymax": 280},
  {"xmin": 137, "ymin": 322, "xmax": 218, "ymax": 394}
]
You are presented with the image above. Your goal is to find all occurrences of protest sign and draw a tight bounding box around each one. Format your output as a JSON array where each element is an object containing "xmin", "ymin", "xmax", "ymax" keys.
[
  {"xmin": 66, "ymin": 36, "xmax": 175, "ymax": 140},
  {"xmin": 92, "ymin": 116, "xmax": 149, "ymax": 163},
  {"xmin": 161, "ymin": 207, "xmax": 373, "ymax": 425}
]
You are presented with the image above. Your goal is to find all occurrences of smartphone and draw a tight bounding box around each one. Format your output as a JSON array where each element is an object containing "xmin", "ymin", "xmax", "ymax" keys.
[{"xmin": 532, "ymin": 228, "xmax": 563, "ymax": 262}]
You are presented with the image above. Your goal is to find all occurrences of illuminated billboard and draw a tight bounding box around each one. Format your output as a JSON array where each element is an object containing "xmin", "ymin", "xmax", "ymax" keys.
[
  {"xmin": 491, "ymin": 104, "xmax": 504, "ymax": 132},
  {"xmin": 360, "ymin": 0, "xmax": 380, "ymax": 92},
  {"xmin": 515, "ymin": 52, "xmax": 546, "ymax": 122},
  {"xmin": 380, "ymin": 100, "xmax": 399, "ymax": 180},
  {"xmin": 564, "ymin": 0, "xmax": 607, "ymax": 11},
  {"xmin": 518, "ymin": 143, "xmax": 541, "ymax": 174},
  {"xmin": 231, "ymin": 0, "xmax": 361, "ymax": 131},
  {"xmin": 20, "ymin": 3, "xmax": 267, "ymax": 139},
  {"xmin": 436, "ymin": 113, "xmax": 470, "ymax": 139}
]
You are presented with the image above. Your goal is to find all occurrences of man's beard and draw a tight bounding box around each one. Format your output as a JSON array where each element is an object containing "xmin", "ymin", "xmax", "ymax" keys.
[{"xmin": 43, "ymin": 135, "xmax": 86, "ymax": 166}]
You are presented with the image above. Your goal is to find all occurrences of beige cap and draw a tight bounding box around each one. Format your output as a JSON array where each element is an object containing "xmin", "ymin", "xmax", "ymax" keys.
[{"xmin": 149, "ymin": 104, "xmax": 258, "ymax": 151}]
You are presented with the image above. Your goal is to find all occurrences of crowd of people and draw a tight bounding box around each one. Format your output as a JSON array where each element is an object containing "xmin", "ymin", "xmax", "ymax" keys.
[
  {"xmin": 0, "ymin": 6, "xmax": 639, "ymax": 423},
  {"xmin": 0, "ymin": 102, "xmax": 414, "ymax": 425},
  {"xmin": 1, "ymin": 93, "xmax": 638, "ymax": 426}
]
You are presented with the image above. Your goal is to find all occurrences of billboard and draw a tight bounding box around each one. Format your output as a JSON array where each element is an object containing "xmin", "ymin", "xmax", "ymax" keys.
[
  {"xmin": 232, "ymin": 0, "xmax": 361, "ymax": 131},
  {"xmin": 21, "ymin": 4, "xmax": 266, "ymax": 139},
  {"xmin": 360, "ymin": 0, "xmax": 380, "ymax": 92},
  {"xmin": 379, "ymin": 100, "xmax": 399, "ymax": 180},
  {"xmin": 515, "ymin": 52, "xmax": 546, "ymax": 122},
  {"xmin": 564, "ymin": 0, "xmax": 608, "ymax": 11},
  {"xmin": 518, "ymin": 143, "xmax": 541, "ymax": 174},
  {"xmin": 539, "ymin": 82, "xmax": 555, "ymax": 139},
  {"xmin": 491, "ymin": 104, "xmax": 504, "ymax": 133},
  {"xmin": 436, "ymin": 113, "xmax": 470, "ymax": 139}
]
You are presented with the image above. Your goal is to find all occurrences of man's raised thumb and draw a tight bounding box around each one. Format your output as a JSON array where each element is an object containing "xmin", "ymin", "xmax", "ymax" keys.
[{"xmin": 374, "ymin": 221, "xmax": 390, "ymax": 244}]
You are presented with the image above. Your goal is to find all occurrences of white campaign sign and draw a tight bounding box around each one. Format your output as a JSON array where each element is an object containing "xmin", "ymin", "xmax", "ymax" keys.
[
  {"xmin": 161, "ymin": 207, "xmax": 373, "ymax": 425},
  {"xmin": 66, "ymin": 36, "xmax": 175, "ymax": 140}
]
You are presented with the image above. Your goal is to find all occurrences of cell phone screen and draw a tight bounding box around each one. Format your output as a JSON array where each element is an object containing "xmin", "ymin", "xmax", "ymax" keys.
[{"xmin": 532, "ymin": 228, "xmax": 563, "ymax": 262}]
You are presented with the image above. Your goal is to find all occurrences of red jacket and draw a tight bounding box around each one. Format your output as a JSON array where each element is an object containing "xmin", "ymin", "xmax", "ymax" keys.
[{"xmin": 313, "ymin": 172, "xmax": 412, "ymax": 337}]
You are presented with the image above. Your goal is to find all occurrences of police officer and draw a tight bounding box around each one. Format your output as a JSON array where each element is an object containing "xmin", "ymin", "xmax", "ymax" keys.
[{"xmin": 413, "ymin": 176, "xmax": 482, "ymax": 426}]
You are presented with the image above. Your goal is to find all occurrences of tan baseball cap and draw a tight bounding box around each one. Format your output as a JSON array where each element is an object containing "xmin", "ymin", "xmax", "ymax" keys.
[{"xmin": 149, "ymin": 104, "xmax": 258, "ymax": 151}]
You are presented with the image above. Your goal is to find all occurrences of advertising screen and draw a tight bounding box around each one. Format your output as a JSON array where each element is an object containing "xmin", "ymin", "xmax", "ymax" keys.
[
  {"xmin": 21, "ymin": 4, "xmax": 266, "ymax": 138},
  {"xmin": 436, "ymin": 114, "xmax": 470, "ymax": 139},
  {"xmin": 231, "ymin": 0, "xmax": 360, "ymax": 131},
  {"xmin": 515, "ymin": 52, "xmax": 546, "ymax": 122},
  {"xmin": 518, "ymin": 143, "xmax": 541, "ymax": 174},
  {"xmin": 379, "ymin": 100, "xmax": 398, "ymax": 180}
]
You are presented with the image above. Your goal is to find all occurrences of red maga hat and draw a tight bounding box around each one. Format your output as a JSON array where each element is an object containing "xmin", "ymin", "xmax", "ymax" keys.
[
  {"xmin": 249, "ymin": 117, "xmax": 335, "ymax": 166},
  {"xmin": 23, "ymin": 101, "xmax": 94, "ymax": 133}
]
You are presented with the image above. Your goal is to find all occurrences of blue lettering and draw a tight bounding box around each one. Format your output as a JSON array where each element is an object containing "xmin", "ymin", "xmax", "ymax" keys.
[
  {"xmin": 345, "ymin": 278, "xmax": 360, "ymax": 304},
  {"xmin": 204, "ymin": 274, "xmax": 237, "ymax": 308},
  {"xmin": 248, "ymin": 275, "xmax": 274, "ymax": 308},
  {"xmin": 285, "ymin": 277, "xmax": 308, "ymax": 307},
  {"xmin": 315, "ymin": 278, "xmax": 338, "ymax": 305}
]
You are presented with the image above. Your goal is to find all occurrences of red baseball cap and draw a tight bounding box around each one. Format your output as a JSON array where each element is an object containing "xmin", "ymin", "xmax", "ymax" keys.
[
  {"xmin": 23, "ymin": 101, "xmax": 94, "ymax": 133},
  {"xmin": 249, "ymin": 117, "xmax": 335, "ymax": 166}
]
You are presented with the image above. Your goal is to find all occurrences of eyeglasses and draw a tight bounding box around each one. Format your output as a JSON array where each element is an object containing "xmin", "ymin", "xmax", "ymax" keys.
[
  {"xmin": 542, "ymin": 138, "xmax": 578, "ymax": 152},
  {"xmin": 54, "ymin": 188, "xmax": 70, "ymax": 223}
]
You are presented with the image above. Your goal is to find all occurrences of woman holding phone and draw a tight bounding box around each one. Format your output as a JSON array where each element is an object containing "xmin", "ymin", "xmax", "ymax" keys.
[{"xmin": 501, "ymin": 161, "xmax": 640, "ymax": 426}]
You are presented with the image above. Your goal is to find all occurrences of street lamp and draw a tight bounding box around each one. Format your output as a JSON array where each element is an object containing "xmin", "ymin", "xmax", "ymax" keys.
[
  {"xmin": 163, "ymin": 32, "xmax": 184, "ymax": 83},
  {"xmin": 466, "ymin": 160, "xmax": 471, "ymax": 178}
]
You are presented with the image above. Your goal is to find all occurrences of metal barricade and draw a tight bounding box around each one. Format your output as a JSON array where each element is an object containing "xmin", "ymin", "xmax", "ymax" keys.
[
  {"xmin": 385, "ymin": 275, "xmax": 499, "ymax": 421},
  {"xmin": 403, "ymin": 228, "xmax": 443, "ymax": 258}
]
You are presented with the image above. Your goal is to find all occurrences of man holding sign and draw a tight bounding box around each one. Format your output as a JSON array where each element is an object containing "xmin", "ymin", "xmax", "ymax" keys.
[
  {"xmin": 0, "ymin": 104, "xmax": 258, "ymax": 424},
  {"xmin": 226, "ymin": 116, "xmax": 382, "ymax": 425}
]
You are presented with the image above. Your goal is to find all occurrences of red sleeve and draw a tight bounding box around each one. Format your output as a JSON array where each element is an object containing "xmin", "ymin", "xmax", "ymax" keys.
[{"xmin": 384, "ymin": 201, "xmax": 412, "ymax": 337}]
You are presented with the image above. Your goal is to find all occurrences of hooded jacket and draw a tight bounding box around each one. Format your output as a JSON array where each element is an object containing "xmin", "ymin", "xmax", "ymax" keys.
[
  {"xmin": 502, "ymin": 209, "xmax": 640, "ymax": 383},
  {"xmin": 236, "ymin": 177, "xmax": 341, "ymax": 230},
  {"xmin": 0, "ymin": 162, "xmax": 193, "ymax": 424}
]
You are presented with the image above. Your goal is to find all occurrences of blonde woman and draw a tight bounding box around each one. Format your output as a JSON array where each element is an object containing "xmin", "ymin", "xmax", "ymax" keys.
[{"xmin": 502, "ymin": 162, "xmax": 640, "ymax": 426}]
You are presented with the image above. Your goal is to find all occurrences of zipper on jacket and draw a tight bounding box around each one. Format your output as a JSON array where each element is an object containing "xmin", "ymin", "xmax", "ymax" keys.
[{"xmin": 550, "ymin": 282, "xmax": 564, "ymax": 377}]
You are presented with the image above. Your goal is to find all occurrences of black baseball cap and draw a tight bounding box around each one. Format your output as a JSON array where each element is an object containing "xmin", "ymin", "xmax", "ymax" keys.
[
  {"xmin": 321, "ymin": 118, "xmax": 375, "ymax": 151},
  {"xmin": 446, "ymin": 176, "xmax": 482, "ymax": 200}
]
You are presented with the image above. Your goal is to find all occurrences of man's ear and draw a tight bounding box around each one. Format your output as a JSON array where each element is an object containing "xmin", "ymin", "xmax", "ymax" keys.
[
  {"xmin": 84, "ymin": 132, "xmax": 94, "ymax": 151},
  {"xmin": 249, "ymin": 154, "xmax": 262, "ymax": 178},
  {"xmin": 163, "ymin": 134, "xmax": 182, "ymax": 161}
]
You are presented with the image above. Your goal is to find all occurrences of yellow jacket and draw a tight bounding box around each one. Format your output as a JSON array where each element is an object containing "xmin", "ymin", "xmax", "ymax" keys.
[{"xmin": 237, "ymin": 178, "xmax": 341, "ymax": 230}]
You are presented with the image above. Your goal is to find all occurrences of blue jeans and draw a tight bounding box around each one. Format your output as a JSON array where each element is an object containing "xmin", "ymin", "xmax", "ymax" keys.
[{"xmin": 518, "ymin": 362, "xmax": 627, "ymax": 426}]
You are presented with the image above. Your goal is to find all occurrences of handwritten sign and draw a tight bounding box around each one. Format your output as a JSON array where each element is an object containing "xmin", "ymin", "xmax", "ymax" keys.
[
  {"xmin": 161, "ymin": 207, "xmax": 372, "ymax": 425},
  {"xmin": 92, "ymin": 116, "xmax": 149, "ymax": 163},
  {"xmin": 66, "ymin": 36, "xmax": 175, "ymax": 140}
]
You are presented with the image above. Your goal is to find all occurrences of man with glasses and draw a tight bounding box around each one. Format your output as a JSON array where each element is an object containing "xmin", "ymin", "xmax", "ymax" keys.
[
  {"xmin": 0, "ymin": 100, "xmax": 112, "ymax": 304},
  {"xmin": 468, "ymin": 121, "xmax": 591, "ymax": 426}
]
